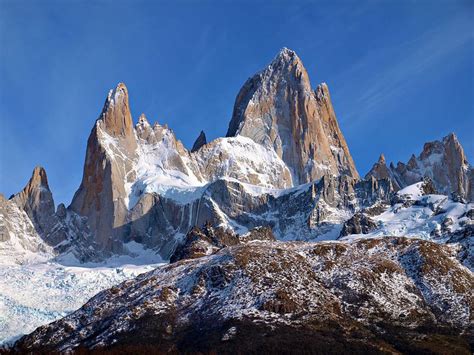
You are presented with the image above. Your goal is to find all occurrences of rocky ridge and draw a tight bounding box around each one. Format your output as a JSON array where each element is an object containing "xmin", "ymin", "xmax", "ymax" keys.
[{"xmin": 366, "ymin": 133, "xmax": 473, "ymax": 201}]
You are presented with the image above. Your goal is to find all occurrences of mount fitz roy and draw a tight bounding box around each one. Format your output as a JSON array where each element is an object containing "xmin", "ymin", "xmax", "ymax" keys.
[
  {"xmin": 1, "ymin": 48, "xmax": 474, "ymax": 353},
  {"xmin": 3, "ymin": 47, "xmax": 471, "ymax": 262}
]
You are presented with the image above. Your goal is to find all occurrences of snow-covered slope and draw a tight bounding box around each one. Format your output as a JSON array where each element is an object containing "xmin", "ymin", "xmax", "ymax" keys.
[
  {"xmin": 126, "ymin": 131, "xmax": 293, "ymax": 209},
  {"xmin": 0, "ymin": 194, "xmax": 54, "ymax": 265},
  {"xmin": 344, "ymin": 182, "xmax": 472, "ymax": 239},
  {"xmin": 0, "ymin": 261, "xmax": 159, "ymax": 346},
  {"xmin": 339, "ymin": 180, "xmax": 474, "ymax": 269},
  {"xmin": 12, "ymin": 238, "xmax": 473, "ymax": 353}
]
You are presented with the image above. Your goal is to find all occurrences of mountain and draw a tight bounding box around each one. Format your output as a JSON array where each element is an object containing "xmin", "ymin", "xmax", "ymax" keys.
[
  {"xmin": 63, "ymin": 49, "xmax": 389, "ymax": 259},
  {"xmin": 13, "ymin": 237, "xmax": 473, "ymax": 353},
  {"xmin": 0, "ymin": 166, "xmax": 104, "ymax": 264},
  {"xmin": 9, "ymin": 167, "xmax": 56, "ymax": 242},
  {"xmin": 227, "ymin": 48, "xmax": 359, "ymax": 184},
  {"xmin": 366, "ymin": 133, "xmax": 473, "ymax": 201},
  {"xmin": 3, "ymin": 49, "xmax": 472, "ymax": 264},
  {"xmin": 1, "ymin": 48, "xmax": 473, "ymax": 352}
]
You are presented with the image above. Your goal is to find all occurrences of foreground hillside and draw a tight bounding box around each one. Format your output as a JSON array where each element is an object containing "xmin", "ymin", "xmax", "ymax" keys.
[{"xmin": 12, "ymin": 237, "xmax": 473, "ymax": 354}]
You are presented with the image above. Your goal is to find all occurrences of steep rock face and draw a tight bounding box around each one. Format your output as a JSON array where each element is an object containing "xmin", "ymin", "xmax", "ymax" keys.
[
  {"xmin": 2, "ymin": 167, "xmax": 104, "ymax": 264},
  {"xmin": 14, "ymin": 238, "xmax": 473, "ymax": 354},
  {"xmin": 0, "ymin": 192, "xmax": 54, "ymax": 264},
  {"xmin": 366, "ymin": 133, "xmax": 473, "ymax": 201},
  {"xmin": 191, "ymin": 130, "xmax": 207, "ymax": 152},
  {"xmin": 70, "ymin": 83, "xmax": 138, "ymax": 248},
  {"xmin": 226, "ymin": 48, "xmax": 358, "ymax": 184},
  {"xmin": 364, "ymin": 154, "xmax": 401, "ymax": 190},
  {"xmin": 10, "ymin": 167, "xmax": 56, "ymax": 237}
]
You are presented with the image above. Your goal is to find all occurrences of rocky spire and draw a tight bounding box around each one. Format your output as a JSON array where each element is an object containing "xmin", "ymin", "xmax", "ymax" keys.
[
  {"xmin": 136, "ymin": 113, "xmax": 157, "ymax": 144},
  {"xmin": 378, "ymin": 154, "xmax": 386, "ymax": 165},
  {"xmin": 70, "ymin": 83, "xmax": 138, "ymax": 247},
  {"xmin": 226, "ymin": 47, "xmax": 359, "ymax": 184},
  {"xmin": 364, "ymin": 154, "xmax": 400, "ymax": 189},
  {"xmin": 366, "ymin": 133, "xmax": 473, "ymax": 201},
  {"xmin": 191, "ymin": 130, "xmax": 207, "ymax": 152},
  {"xmin": 11, "ymin": 166, "xmax": 56, "ymax": 235},
  {"xmin": 100, "ymin": 83, "xmax": 135, "ymax": 140}
]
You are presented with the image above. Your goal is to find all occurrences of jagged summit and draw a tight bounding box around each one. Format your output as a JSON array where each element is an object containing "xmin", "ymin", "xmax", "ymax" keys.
[
  {"xmin": 11, "ymin": 166, "xmax": 55, "ymax": 215},
  {"xmin": 378, "ymin": 154, "xmax": 386, "ymax": 165},
  {"xmin": 99, "ymin": 82, "xmax": 135, "ymax": 140},
  {"xmin": 25, "ymin": 166, "xmax": 50, "ymax": 191},
  {"xmin": 191, "ymin": 130, "xmax": 207, "ymax": 152},
  {"xmin": 227, "ymin": 48, "xmax": 358, "ymax": 184},
  {"xmin": 277, "ymin": 46, "xmax": 296, "ymax": 57},
  {"xmin": 271, "ymin": 47, "xmax": 301, "ymax": 66},
  {"xmin": 137, "ymin": 113, "xmax": 149, "ymax": 125},
  {"xmin": 366, "ymin": 132, "xmax": 473, "ymax": 200},
  {"xmin": 9, "ymin": 166, "xmax": 58, "ymax": 243},
  {"xmin": 70, "ymin": 83, "xmax": 138, "ymax": 246}
]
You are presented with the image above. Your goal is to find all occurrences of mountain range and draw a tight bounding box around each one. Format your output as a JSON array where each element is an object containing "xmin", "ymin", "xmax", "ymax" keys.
[{"xmin": 1, "ymin": 48, "xmax": 473, "ymax": 353}]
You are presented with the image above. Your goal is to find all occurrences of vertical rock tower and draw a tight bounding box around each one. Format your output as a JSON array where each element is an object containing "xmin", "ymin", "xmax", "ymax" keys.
[
  {"xmin": 70, "ymin": 83, "xmax": 137, "ymax": 248},
  {"xmin": 227, "ymin": 48, "xmax": 359, "ymax": 184}
]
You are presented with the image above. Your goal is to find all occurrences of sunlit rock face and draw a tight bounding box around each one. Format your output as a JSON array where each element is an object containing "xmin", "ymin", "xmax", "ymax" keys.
[{"xmin": 227, "ymin": 48, "xmax": 359, "ymax": 184}]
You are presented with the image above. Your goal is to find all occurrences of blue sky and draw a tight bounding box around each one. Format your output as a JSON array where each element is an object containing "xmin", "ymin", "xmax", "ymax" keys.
[{"xmin": 0, "ymin": 0, "xmax": 473, "ymax": 205}]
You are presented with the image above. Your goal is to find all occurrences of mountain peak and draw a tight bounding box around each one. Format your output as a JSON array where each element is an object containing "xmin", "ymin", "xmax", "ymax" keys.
[
  {"xmin": 137, "ymin": 113, "xmax": 150, "ymax": 126},
  {"xmin": 12, "ymin": 166, "xmax": 52, "ymax": 202},
  {"xmin": 29, "ymin": 166, "xmax": 50, "ymax": 190},
  {"xmin": 227, "ymin": 49, "xmax": 358, "ymax": 184},
  {"xmin": 273, "ymin": 47, "xmax": 299, "ymax": 62},
  {"xmin": 366, "ymin": 133, "xmax": 472, "ymax": 200},
  {"xmin": 378, "ymin": 154, "xmax": 386, "ymax": 165},
  {"xmin": 443, "ymin": 132, "xmax": 459, "ymax": 145},
  {"xmin": 99, "ymin": 82, "xmax": 135, "ymax": 139},
  {"xmin": 191, "ymin": 130, "xmax": 207, "ymax": 152},
  {"xmin": 268, "ymin": 47, "xmax": 306, "ymax": 78},
  {"xmin": 10, "ymin": 166, "xmax": 56, "ymax": 235}
]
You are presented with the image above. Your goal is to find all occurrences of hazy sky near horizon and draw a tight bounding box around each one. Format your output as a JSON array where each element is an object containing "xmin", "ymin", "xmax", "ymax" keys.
[{"xmin": 0, "ymin": 0, "xmax": 473, "ymax": 205}]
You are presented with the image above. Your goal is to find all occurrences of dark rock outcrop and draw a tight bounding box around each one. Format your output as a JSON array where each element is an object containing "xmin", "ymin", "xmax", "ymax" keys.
[
  {"xmin": 191, "ymin": 130, "xmax": 207, "ymax": 152},
  {"xmin": 170, "ymin": 224, "xmax": 276, "ymax": 263},
  {"xmin": 339, "ymin": 212, "xmax": 377, "ymax": 238}
]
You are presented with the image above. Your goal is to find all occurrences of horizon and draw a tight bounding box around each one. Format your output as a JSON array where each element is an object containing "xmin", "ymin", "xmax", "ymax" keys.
[{"xmin": 1, "ymin": 0, "xmax": 473, "ymax": 205}]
